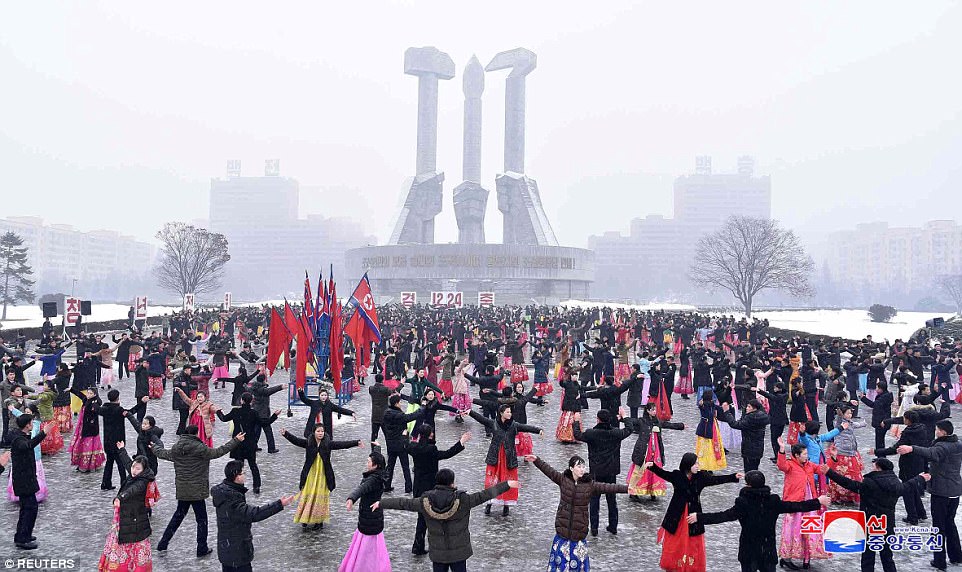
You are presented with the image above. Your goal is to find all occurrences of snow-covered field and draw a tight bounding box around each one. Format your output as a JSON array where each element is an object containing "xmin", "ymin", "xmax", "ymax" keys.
[
  {"xmin": 753, "ymin": 309, "xmax": 956, "ymax": 341},
  {"xmin": 2, "ymin": 300, "xmax": 956, "ymax": 341},
  {"xmin": 0, "ymin": 303, "xmax": 182, "ymax": 329}
]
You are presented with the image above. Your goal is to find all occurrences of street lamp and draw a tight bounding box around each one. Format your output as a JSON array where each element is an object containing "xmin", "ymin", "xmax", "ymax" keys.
[{"xmin": 71, "ymin": 278, "xmax": 78, "ymax": 296}]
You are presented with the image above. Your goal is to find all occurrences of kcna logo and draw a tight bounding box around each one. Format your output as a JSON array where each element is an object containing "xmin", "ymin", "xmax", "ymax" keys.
[
  {"xmin": 801, "ymin": 510, "xmax": 869, "ymax": 553},
  {"xmin": 818, "ymin": 510, "xmax": 869, "ymax": 553}
]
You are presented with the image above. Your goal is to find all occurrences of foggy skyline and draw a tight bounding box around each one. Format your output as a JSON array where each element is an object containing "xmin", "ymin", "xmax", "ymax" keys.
[{"xmin": 1, "ymin": 1, "xmax": 959, "ymax": 250}]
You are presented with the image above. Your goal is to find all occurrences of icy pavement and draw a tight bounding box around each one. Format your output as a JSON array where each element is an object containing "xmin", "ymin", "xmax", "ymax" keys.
[{"xmin": 0, "ymin": 364, "xmax": 959, "ymax": 571}]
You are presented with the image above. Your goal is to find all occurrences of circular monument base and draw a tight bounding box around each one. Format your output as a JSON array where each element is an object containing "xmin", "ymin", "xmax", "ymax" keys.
[{"xmin": 346, "ymin": 243, "xmax": 594, "ymax": 306}]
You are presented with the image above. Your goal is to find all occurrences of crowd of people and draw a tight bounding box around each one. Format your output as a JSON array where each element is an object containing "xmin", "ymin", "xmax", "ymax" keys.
[{"xmin": 1, "ymin": 303, "xmax": 961, "ymax": 572}]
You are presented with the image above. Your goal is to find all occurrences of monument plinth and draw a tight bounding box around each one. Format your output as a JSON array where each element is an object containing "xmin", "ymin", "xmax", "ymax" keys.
[{"xmin": 349, "ymin": 47, "xmax": 593, "ymax": 306}]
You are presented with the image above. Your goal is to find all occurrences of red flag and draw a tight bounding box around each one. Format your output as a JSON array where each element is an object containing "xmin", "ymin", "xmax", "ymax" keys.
[
  {"xmin": 296, "ymin": 315, "xmax": 312, "ymax": 390},
  {"xmin": 329, "ymin": 286, "xmax": 343, "ymax": 393},
  {"xmin": 345, "ymin": 311, "xmax": 373, "ymax": 372},
  {"xmin": 283, "ymin": 302, "xmax": 299, "ymax": 370},
  {"xmin": 265, "ymin": 307, "xmax": 291, "ymax": 376}
]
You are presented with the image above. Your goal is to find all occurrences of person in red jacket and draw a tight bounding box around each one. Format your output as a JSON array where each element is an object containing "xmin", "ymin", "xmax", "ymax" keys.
[{"xmin": 775, "ymin": 437, "xmax": 830, "ymax": 570}]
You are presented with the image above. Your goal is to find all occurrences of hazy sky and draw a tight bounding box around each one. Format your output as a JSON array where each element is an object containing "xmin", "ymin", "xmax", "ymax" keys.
[{"xmin": 1, "ymin": 2, "xmax": 959, "ymax": 250}]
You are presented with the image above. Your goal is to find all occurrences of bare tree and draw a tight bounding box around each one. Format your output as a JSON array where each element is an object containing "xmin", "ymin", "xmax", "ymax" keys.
[
  {"xmin": 938, "ymin": 275, "xmax": 962, "ymax": 314},
  {"xmin": 154, "ymin": 223, "xmax": 230, "ymax": 298},
  {"xmin": 690, "ymin": 216, "xmax": 814, "ymax": 317},
  {"xmin": 0, "ymin": 231, "xmax": 35, "ymax": 320}
]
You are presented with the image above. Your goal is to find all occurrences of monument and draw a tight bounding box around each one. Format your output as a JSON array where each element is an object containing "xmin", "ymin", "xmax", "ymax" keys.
[{"xmin": 347, "ymin": 47, "xmax": 593, "ymax": 306}]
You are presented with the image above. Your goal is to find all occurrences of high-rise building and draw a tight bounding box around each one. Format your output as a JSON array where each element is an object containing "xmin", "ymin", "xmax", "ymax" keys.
[
  {"xmin": 822, "ymin": 220, "xmax": 962, "ymax": 303},
  {"xmin": 0, "ymin": 216, "xmax": 155, "ymax": 296},
  {"xmin": 208, "ymin": 162, "xmax": 376, "ymax": 299},
  {"xmin": 588, "ymin": 157, "xmax": 772, "ymax": 301}
]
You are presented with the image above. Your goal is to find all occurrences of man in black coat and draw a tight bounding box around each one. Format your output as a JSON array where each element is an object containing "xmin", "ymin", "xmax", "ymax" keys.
[
  {"xmin": 874, "ymin": 409, "xmax": 929, "ymax": 524},
  {"xmin": 8, "ymin": 414, "xmax": 45, "ymax": 550},
  {"xmin": 172, "ymin": 365, "xmax": 197, "ymax": 435},
  {"xmin": 573, "ymin": 408, "xmax": 633, "ymax": 535},
  {"xmin": 721, "ymin": 399, "xmax": 770, "ymax": 471},
  {"xmin": 407, "ymin": 425, "xmax": 470, "ymax": 555},
  {"xmin": 821, "ymin": 457, "xmax": 903, "ymax": 572},
  {"xmin": 248, "ymin": 374, "xmax": 284, "ymax": 454},
  {"xmin": 216, "ymin": 393, "xmax": 279, "ymax": 495},
  {"xmin": 692, "ymin": 470, "xmax": 829, "ymax": 572},
  {"xmin": 860, "ymin": 380, "xmax": 894, "ymax": 449},
  {"xmin": 368, "ymin": 374, "xmax": 393, "ymax": 442},
  {"xmin": 211, "ymin": 460, "xmax": 295, "ymax": 572},
  {"xmin": 584, "ymin": 375, "xmax": 635, "ymax": 417},
  {"xmin": 132, "ymin": 358, "xmax": 150, "ymax": 423},
  {"xmin": 757, "ymin": 383, "xmax": 788, "ymax": 461},
  {"xmin": 898, "ymin": 420, "xmax": 962, "ymax": 571},
  {"xmin": 95, "ymin": 389, "xmax": 145, "ymax": 490},
  {"xmin": 382, "ymin": 394, "xmax": 424, "ymax": 493}
]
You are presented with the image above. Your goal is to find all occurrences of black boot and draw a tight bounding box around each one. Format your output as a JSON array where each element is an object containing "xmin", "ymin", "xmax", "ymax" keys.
[{"xmin": 485, "ymin": 504, "xmax": 491, "ymax": 515}]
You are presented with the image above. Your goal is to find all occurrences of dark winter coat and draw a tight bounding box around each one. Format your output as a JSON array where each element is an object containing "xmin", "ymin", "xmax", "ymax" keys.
[
  {"xmin": 115, "ymin": 448, "xmax": 155, "ymax": 544},
  {"xmin": 220, "ymin": 371, "xmax": 258, "ymax": 406},
  {"xmin": 627, "ymin": 414, "xmax": 684, "ymax": 467},
  {"xmin": 217, "ymin": 405, "xmax": 276, "ymax": 459},
  {"xmin": 211, "ymin": 479, "xmax": 283, "ymax": 568},
  {"xmin": 825, "ymin": 468, "xmax": 903, "ymax": 523},
  {"xmin": 134, "ymin": 365, "xmax": 150, "ymax": 400},
  {"xmin": 380, "ymin": 482, "xmax": 510, "ymax": 564},
  {"xmin": 758, "ymin": 389, "xmax": 787, "ymax": 426},
  {"xmin": 368, "ymin": 382, "xmax": 392, "ymax": 424},
  {"xmin": 282, "ymin": 431, "xmax": 359, "ymax": 491},
  {"xmin": 534, "ymin": 457, "xmax": 627, "ymax": 541},
  {"xmin": 625, "ymin": 371, "xmax": 645, "ymax": 409},
  {"xmin": 647, "ymin": 464, "xmax": 738, "ymax": 536},
  {"xmin": 875, "ymin": 422, "xmax": 929, "ymax": 479},
  {"xmin": 249, "ymin": 380, "xmax": 284, "ymax": 420},
  {"xmin": 468, "ymin": 410, "xmax": 540, "ymax": 470},
  {"xmin": 408, "ymin": 438, "xmax": 465, "ymax": 495},
  {"xmin": 584, "ymin": 377, "xmax": 634, "ymax": 415},
  {"xmin": 861, "ymin": 391, "xmax": 894, "ymax": 428},
  {"xmin": 94, "ymin": 401, "xmax": 129, "ymax": 448},
  {"xmin": 573, "ymin": 420, "xmax": 632, "ymax": 477},
  {"xmin": 559, "ymin": 380, "xmax": 583, "ymax": 412},
  {"xmin": 7, "ymin": 427, "xmax": 45, "ymax": 496},
  {"xmin": 51, "ymin": 370, "xmax": 72, "ymax": 407},
  {"xmin": 348, "ymin": 466, "xmax": 386, "ymax": 535},
  {"xmin": 70, "ymin": 388, "xmax": 102, "ymax": 438},
  {"xmin": 723, "ymin": 409, "xmax": 770, "ymax": 460},
  {"xmin": 126, "ymin": 416, "xmax": 163, "ymax": 474},
  {"xmin": 700, "ymin": 485, "xmax": 821, "ymax": 567},
  {"xmin": 910, "ymin": 434, "xmax": 962, "ymax": 497},
  {"xmin": 382, "ymin": 406, "xmax": 423, "ymax": 452},
  {"xmin": 153, "ymin": 434, "xmax": 239, "ymax": 501},
  {"xmin": 171, "ymin": 373, "xmax": 196, "ymax": 412},
  {"xmin": 465, "ymin": 371, "xmax": 505, "ymax": 407},
  {"xmin": 298, "ymin": 389, "xmax": 353, "ymax": 437}
]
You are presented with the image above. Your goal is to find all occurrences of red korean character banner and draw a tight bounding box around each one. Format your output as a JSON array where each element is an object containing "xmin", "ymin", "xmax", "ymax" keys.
[
  {"xmin": 135, "ymin": 296, "xmax": 148, "ymax": 320},
  {"xmin": 64, "ymin": 296, "xmax": 81, "ymax": 325}
]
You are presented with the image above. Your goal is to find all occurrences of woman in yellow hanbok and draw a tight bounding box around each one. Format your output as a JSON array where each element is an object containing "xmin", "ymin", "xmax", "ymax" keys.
[{"xmin": 281, "ymin": 425, "xmax": 363, "ymax": 530}]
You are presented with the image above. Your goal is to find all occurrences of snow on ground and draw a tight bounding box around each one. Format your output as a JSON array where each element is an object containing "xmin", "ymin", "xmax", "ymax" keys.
[
  {"xmin": 753, "ymin": 309, "xmax": 956, "ymax": 341},
  {"xmin": 0, "ymin": 303, "xmax": 182, "ymax": 329}
]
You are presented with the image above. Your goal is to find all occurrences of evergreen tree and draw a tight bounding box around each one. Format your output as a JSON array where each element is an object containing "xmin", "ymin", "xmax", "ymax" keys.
[{"xmin": 0, "ymin": 232, "xmax": 35, "ymax": 320}]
